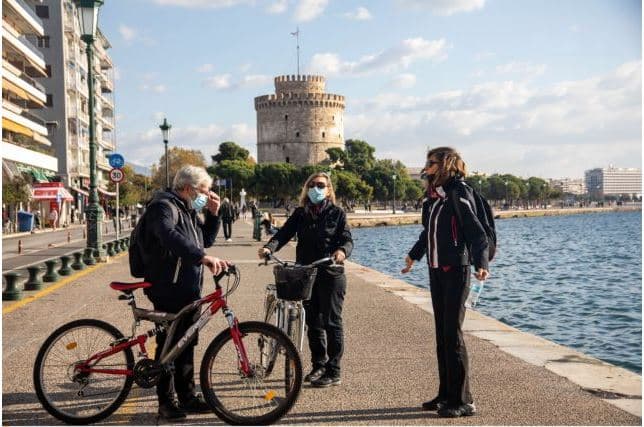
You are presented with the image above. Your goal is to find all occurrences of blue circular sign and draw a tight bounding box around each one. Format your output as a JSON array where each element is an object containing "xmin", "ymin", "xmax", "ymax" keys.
[{"xmin": 108, "ymin": 153, "xmax": 125, "ymax": 168}]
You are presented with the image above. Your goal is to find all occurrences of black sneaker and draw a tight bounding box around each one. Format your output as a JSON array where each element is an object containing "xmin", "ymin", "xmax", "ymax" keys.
[
  {"xmin": 311, "ymin": 374, "xmax": 341, "ymax": 388},
  {"xmin": 304, "ymin": 366, "xmax": 326, "ymax": 382},
  {"xmin": 178, "ymin": 393, "xmax": 211, "ymax": 414},
  {"xmin": 421, "ymin": 396, "xmax": 447, "ymax": 411},
  {"xmin": 158, "ymin": 401, "xmax": 187, "ymax": 420},
  {"xmin": 437, "ymin": 403, "xmax": 476, "ymax": 418}
]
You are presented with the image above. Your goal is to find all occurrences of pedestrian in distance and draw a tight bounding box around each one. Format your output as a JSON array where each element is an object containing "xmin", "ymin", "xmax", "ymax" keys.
[
  {"xmin": 258, "ymin": 172, "xmax": 353, "ymax": 388},
  {"xmin": 48, "ymin": 208, "xmax": 59, "ymax": 230},
  {"xmin": 401, "ymin": 147, "xmax": 490, "ymax": 418},
  {"xmin": 137, "ymin": 165, "xmax": 230, "ymax": 420},
  {"xmin": 220, "ymin": 197, "xmax": 235, "ymax": 242}
]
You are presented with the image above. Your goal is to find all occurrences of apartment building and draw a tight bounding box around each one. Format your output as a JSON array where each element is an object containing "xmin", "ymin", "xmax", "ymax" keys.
[
  {"xmin": 549, "ymin": 178, "xmax": 586, "ymax": 195},
  {"xmin": 585, "ymin": 166, "xmax": 642, "ymax": 199},
  {"xmin": 2, "ymin": 0, "xmax": 57, "ymax": 184},
  {"xmin": 35, "ymin": 0, "xmax": 116, "ymax": 215}
]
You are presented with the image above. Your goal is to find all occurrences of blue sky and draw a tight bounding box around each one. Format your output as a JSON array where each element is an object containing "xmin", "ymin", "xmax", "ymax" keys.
[{"xmin": 100, "ymin": 0, "xmax": 641, "ymax": 178}]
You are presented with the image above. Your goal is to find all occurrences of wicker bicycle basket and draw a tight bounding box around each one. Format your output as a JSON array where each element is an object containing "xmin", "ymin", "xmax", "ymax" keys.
[{"xmin": 273, "ymin": 265, "xmax": 317, "ymax": 301}]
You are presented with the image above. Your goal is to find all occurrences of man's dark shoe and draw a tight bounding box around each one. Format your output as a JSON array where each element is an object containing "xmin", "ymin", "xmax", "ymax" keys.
[
  {"xmin": 178, "ymin": 393, "xmax": 211, "ymax": 414},
  {"xmin": 421, "ymin": 396, "xmax": 447, "ymax": 411},
  {"xmin": 311, "ymin": 374, "xmax": 341, "ymax": 388},
  {"xmin": 304, "ymin": 366, "xmax": 326, "ymax": 382},
  {"xmin": 158, "ymin": 401, "xmax": 187, "ymax": 420},
  {"xmin": 437, "ymin": 403, "xmax": 476, "ymax": 418}
]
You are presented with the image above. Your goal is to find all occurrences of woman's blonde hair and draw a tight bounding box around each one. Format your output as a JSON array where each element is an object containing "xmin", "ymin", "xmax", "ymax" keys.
[
  {"xmin": 426, "ymin": 146, "xmax": 467, "ymax": 187},
  {"xmin": 298, "ymin": 172, "xmax": 336, "ymax": 207}
]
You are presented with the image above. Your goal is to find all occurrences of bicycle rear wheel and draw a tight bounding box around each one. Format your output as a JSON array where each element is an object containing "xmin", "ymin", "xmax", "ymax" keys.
[
  {"xmin": 200, "ymin": 321, "xmax": 302, "ymax": 425},
  {"xmin": 33, "ymin": 319, "xmax": 134, "ymax": 425}
]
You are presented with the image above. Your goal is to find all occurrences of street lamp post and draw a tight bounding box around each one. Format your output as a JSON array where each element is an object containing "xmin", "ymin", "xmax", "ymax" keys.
[
  {"xmin": 77, "ymin": 0, "xmax": 105, "ymax": 260},
  {"xmin": 392, "ymin": 174, "xmax": 397, "ymax": 214},
  {"xmin": 504, "ymin": 180, "xmax": 509, "ymax": 207},
  {"xmin": 159, "ymin": 118, "xmax": 171, "ymax": 189}
]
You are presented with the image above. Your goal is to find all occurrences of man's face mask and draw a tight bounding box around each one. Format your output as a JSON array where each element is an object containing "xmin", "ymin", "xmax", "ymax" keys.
[{"xmin": 191, "ymin": 190, "xmax": 208, "ymax": 212}]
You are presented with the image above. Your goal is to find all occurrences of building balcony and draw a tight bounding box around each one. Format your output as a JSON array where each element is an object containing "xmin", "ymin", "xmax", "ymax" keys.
[
  {"xmin": 2, "ymin": 23, "xmax": 46, "ymax": 71},
  {"xmin": 100, "ymin": 115, "xmax": 114, "ymax": 130},
  {"xmin": 3, "ymin": 62, "xmax": 47, "ymax": 105},
  {"xmin": 100, "ymin": 77, "xmax": 113, "ymax": 93},
  {"xmin": 2, "ymin": 140, "xmax": 57, "ymax": 172},
  {"xmin": 2, "ymin": 100, "xmax": 49, "ymax": 137},
  {"xmin": 4, "ymin": 0, "xmax": 45, "ymax": 37}
]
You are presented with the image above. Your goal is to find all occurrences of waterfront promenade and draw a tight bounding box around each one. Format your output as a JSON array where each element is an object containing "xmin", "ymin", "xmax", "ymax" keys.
[{"xmin": 2, "ymin": 221, "xmax": 640, "ymax": 425}]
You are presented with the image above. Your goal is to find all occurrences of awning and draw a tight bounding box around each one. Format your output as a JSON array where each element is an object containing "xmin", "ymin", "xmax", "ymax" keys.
[
  {"xmin": 2, "ymin": 117, "xmax": 33, "ymax": 137},
  {"xmin": 70, "ymin": 186, "xmax": 89, "ymax": 197},
  {"xmin": 2, "ymin": 77, "xmax": 45, "ymax": 106},
  {"xmin": 98, "ymin": 187, "xmax": 116, "ymax": 197},
  {"xmin": 15, "ymin": 163, "xmax": 55, "ymax": 183},
  {"xmin": 32, "ymin": 186, "xmax": 74, "ymax": 201}
]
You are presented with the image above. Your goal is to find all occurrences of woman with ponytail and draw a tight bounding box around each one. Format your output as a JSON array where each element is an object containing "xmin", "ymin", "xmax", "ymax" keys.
[
  {"xmin": 259, "ymin": 172, "xmax": 353, "ymax": 388},
  {"xmin": 402, "ymin": 147, "xmax": 490, "ymax": 418}
]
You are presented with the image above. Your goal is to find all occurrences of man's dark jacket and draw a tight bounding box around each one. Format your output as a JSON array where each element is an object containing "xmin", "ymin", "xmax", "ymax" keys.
[
  {"xmin": 142, "ymin": 191, "xmax": 220, "ymax": 310},
  {"xmin": 408, "ymin": 177, "xmax": 489, "ymax": 271},
  {"xmin": 264, "ymin": 202, "xmax": 353, "ymax": 272}
]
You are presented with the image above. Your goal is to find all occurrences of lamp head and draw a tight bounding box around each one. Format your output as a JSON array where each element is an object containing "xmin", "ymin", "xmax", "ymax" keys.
[
  {"xmin": 159, "ymin": 118, "xmax": 171, "ymax": 142},
  {"xmin": 76, "ymin": 0, "xmax": 103, "ymax": 41}
]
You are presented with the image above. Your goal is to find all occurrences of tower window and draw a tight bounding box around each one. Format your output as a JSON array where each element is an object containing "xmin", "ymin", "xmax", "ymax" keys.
[
  {"xmin": 322, "ymin": 132, "xmax": 325, "ymax": 138},
  {"xmin": 296, "ymin": 131, "xmax": 300, "ymax": 137},
  {"xmin": 332, "ymin": 115, "xmax": 335, "ymax": 121},
  {"xmin": 284, "ymin": 114, "xmax": 288, "ymax": 120},
  {"xmin": 286, "ymin": 157, "xmax": 290, "ymax": 163}
]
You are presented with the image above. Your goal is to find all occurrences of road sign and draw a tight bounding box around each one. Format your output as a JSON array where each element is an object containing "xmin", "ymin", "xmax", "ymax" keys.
[
  {"xmin": 109, "ymin": 168, "xmax": 125, "ymax": 183},
  {"xmin": 108, "ymin": 153, "xmax": 125, "ymax": 169}
]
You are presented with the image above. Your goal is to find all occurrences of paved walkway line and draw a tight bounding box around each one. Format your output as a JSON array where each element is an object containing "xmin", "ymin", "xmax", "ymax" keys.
[
  {"xmin": 346, "ymin": 261, "xmax": 642, "ymax": 418},
  {"xmin": 2, "ymin": 252, "xmax": 128, "ymax": 315}
]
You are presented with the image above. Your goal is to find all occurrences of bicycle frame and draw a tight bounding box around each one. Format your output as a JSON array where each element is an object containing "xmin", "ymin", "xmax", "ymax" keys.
[
  {"xmin": 75, "ymin": 270, "xmax": 252, "ymax": 378},
  {"xmin": 265, "ymin": 286, "xmax": 306, "ymax": 351}
]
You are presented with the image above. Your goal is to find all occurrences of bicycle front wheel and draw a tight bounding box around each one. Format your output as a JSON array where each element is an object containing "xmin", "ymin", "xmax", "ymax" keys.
[
  {"xmin": 200, "ymin": 321, "xmax": 302, "ymax": 425},
  {"xmin": 33, "ymin": 319, "xmax": 134, "ymax": 425}
]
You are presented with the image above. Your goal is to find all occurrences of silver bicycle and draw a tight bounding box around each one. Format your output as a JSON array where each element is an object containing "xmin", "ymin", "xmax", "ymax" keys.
[{"xmin": 260, "ymin": 254, "xmax": 336, "ymax": 379}]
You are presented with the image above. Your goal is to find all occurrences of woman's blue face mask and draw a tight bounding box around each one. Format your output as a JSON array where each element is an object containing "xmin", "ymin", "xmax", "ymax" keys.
[{"xmin": 307, "ymin": 186, "xmax": 327, "ymax": 204}]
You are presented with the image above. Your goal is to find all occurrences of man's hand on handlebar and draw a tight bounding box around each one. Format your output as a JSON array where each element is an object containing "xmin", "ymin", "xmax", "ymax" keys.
[
  {"xmin": 201, "ymin": 255, "xmax": 230, "ymax": 275},
  {"xmin": 258, "ymin": 247, "xmax": 271, "ymax": 259},
  {"xmin": 332, "ymin": 249, "xmax": 346, "ymax": 264}
]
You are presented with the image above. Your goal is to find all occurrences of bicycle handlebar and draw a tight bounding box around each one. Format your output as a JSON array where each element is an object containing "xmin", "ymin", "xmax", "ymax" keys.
[
  {"xmin": 213, "ymin": 264, "xmax": 239, "ymax": 293},
  {"xmin": 262, "ymin": 253, "xmax": 340, "ymax": 269}
]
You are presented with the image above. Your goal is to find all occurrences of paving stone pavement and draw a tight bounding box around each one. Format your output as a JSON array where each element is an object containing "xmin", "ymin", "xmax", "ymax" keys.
[{"xmin": 2, "ymin": 220, "xmax": 640, "ymax": 425}]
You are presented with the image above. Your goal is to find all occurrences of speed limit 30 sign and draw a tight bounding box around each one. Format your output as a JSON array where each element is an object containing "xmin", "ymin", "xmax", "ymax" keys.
[{"xmin": 109, "ymin": 168, "xmax": 125, "ymax": 183}]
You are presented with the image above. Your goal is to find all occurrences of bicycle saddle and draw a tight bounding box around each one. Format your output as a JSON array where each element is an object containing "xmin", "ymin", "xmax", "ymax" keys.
[{"xmin": 109, "ymin": 282, "xmax": 152, "ymax": 292}]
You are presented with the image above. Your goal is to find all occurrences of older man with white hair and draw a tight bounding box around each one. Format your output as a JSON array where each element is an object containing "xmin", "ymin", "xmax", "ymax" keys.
[{"xmin": 140, "ymin": 165, "xmax": 229, "ymax": 420}]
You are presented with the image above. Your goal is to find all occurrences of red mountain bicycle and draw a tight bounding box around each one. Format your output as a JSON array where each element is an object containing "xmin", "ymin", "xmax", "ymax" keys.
[{"xmin": 33, "ymin": 265, "xmax": 302, "ymax": 425}]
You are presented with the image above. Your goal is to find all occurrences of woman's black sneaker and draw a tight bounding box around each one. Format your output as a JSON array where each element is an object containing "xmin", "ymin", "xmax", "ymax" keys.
[
  {"xmin": 437, "ymin": 403, "xmax": 476, "ymax": 418},
  {"xmin": 304, "ymin": 366, "xmax": 326, "ymax": 382},
  {"xmin": 421, "ymin": 397, "xmax": 447, "ymax": 411},
  {"xmin": 311, "ymin": 374, "xmax": 341, "ymax": 388}
]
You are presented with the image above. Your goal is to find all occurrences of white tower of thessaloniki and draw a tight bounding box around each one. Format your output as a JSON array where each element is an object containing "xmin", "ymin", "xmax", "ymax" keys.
[{"xmin": 254, "ymin": 75, "xmax": 345, "ymax": 166}]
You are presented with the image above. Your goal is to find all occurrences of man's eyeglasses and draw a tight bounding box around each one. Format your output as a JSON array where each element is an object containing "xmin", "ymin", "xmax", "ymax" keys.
[{"xmin": 308, "ymin": 182, "xmax": 327, "ymax": 189}]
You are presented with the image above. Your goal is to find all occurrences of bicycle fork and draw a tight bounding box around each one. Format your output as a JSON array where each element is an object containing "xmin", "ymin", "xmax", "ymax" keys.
[{"xmin": 224, "ymin": 308, "xmax": 252, "ymax": 376}]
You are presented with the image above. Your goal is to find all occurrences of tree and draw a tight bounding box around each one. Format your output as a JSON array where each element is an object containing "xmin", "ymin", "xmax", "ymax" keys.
[
  {"xmin": 253, "ymin": 163, "xmax": 299, "ymax": 202},
  {"xmin": 332, "ymin": 170, "xmax": 373, "ymax": 208},
  {"xmin": 208, "ymin": 159, "xmax": 255, "ymax": 202},
  {"xmin": 325, "ymin": 147, "xmax": 347, "ymax": 167},
  {"xmin": 2, "ymin": 176, "xmax": 32, "ymax": 229},
  {"xmin": 151, "ymin": 147, "xmax": 206, "ymax": 190},
  {"xmin": 344, "ymin": 139, "xmax": 376, "ymax": 175},
  {"xmin": 107, "ymin": 165, "xmax": 148, "ymax": 207},
  {"xmin": 211, "ymin": 141, "xmax": 250, "ymax": 164}
]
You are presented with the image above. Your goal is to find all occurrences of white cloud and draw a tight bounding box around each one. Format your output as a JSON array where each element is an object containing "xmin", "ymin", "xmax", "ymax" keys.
[
  {"xmin": 203, "ymin": 73, "xmax": 272, "ymax": 90},
  {"xmin": 397, "ymin": 0, "xmax": 485, "ymax": 16},
  {"xmin": 119, "ymin": 122, "xmax": 256, "ymax": 168},
  {"xmin": 267, "ymin": 0, "xmax": 288, "ymax": 14},
  {"xmin": 152, "ymin": 0, "xmax": 253, "ymax": 8},
  {"xmin": 196, "ymin": 63, "xmax": 215, "ymax": 73},
  {"xmin": 118, "ymin": 25, "xmax": 136, "ymax": 42},
  {"xmin": 496, "ymin": 61, "xmax": 547, "ymax": 78},
  {"xmin": 294, "ymin": 0, "xmax": 328, "ymax": 22},
  {"xmin": 389, "ymin": 73, "xmax": 417, "ymax": 89},
  {"xmin": 308, "ymin": 37, "xmax": 447, "ymax": 76},
  {"xmin": 140, "ymin": 84, "xmax": 167, "ymax": 93},
  {"xmin": 345, "ymin": 61, "xmax": 642, "ymax": 177},
  {"xmin": 343, "ymin": 6, "xmax": 372, "ymax": 20}
]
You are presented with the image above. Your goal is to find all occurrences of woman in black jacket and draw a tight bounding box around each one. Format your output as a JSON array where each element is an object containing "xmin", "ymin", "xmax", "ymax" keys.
[
  {"xmin": 259, "ymin": 172, "xmax": 353, "ymax": 388},
  {"xmin": 402, "ymin": 147, "xmax": 490, "ymax": 418}
]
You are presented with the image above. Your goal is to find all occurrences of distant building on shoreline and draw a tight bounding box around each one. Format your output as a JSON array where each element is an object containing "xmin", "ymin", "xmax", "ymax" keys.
[
  {"xmin": 585, "ymin": 166, "xmax": 641, "ymax": 199},
  {"xmin": 254, "ymin": 74, "xmax": 345, "ymax": 166},
  {"xmin": 549, "ymin": 178, "xmax": 586, "ymax": 195}
]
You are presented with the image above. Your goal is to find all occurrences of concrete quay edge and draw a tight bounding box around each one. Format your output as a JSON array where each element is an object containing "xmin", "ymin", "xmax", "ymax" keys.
[{"xmin": 345, "ymin": 261, "xmax": 642, "ymax": 418}]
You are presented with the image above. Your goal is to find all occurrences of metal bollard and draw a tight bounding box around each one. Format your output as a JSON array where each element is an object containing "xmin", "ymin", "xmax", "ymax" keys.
[
  {"xmin": 112, "ymin": 240, "xmax": 121, "ymax": 254},
  {"xmin": 253, "ymin": 212, "xmax": 262, "ymax": 241},
  {"xmin": 106, "ymin": 241, "xmax": 115, "ymax": 257},
  {"xmin": 83, "ymin": 228, "xmax": 86, "ymax": 239},
  {"xmin": 43, "ymin": 260, "xmax": 59, "ymax": 282},
  {"xmin": 18, "ymin": 240, "xmax": 22, "ymax": 254},
  {"xmin": 67, "ymin": 231, "xmax": 71, "ymax": 243},
  {"xmin": 83, "ymin": 248, "xmax": 96, "ymax": 266},
  {"xmin": 92, "ymin": 248, "xmax": 100, "ymax": 260},
  {"xmin": 71, "ymin": 252, "xmax": 85, "ymax": 270},
  {"xmin": 25, "ymin": 266, "xmax": 44, "ymax": 290},
  {"xmin": 58, "ymin": 255, "xmax": 73, "ymax": 276},
  {"xmin": 3, "ymin": 272, "xmax": 22, "ymax": 301},
  {"xmin": 120, "ymin": 239, "xmax": 127, "ymax": 252}
]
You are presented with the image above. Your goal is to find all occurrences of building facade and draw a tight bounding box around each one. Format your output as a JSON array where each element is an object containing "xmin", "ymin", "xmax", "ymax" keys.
[
  {"xmin": 255, "ymin": 75, "xmax": 345, "ymax": 166},
  {"xmin": 585, "ymin": 166, "xmax": 642, "ymax": 199},
  {"xmin": 549, "ymin": 178, "xmax": 586, "ymax": 195},
  {"xmin": 35, "ymin": 0, "xmax": 115, "ymax": 212},
  {"xmin": 2, "ymin": 0, "xmax": 57, "ymax": 184}
]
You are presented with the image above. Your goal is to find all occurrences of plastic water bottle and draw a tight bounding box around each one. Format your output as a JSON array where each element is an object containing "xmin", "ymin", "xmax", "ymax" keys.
[{"xmin": 465, "ymin": 280, "xmax": 484, "ymax": 309}]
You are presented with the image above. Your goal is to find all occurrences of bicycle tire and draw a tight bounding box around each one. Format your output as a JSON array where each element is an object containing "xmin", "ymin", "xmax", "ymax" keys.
[
  {"xmin": 285, "ymin": 307, "xmax": 302, "ymax": 392},
  {"xmin": 200, "ymin": 321, "xmax": 302, "ymax": 425},
  {"xmin": 33, "ymin": 319, "xmax": 134, "ymax": 425},
  {"xmin": 262, "ymin": 294, "xmax": 279, "ymax": 376}
]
